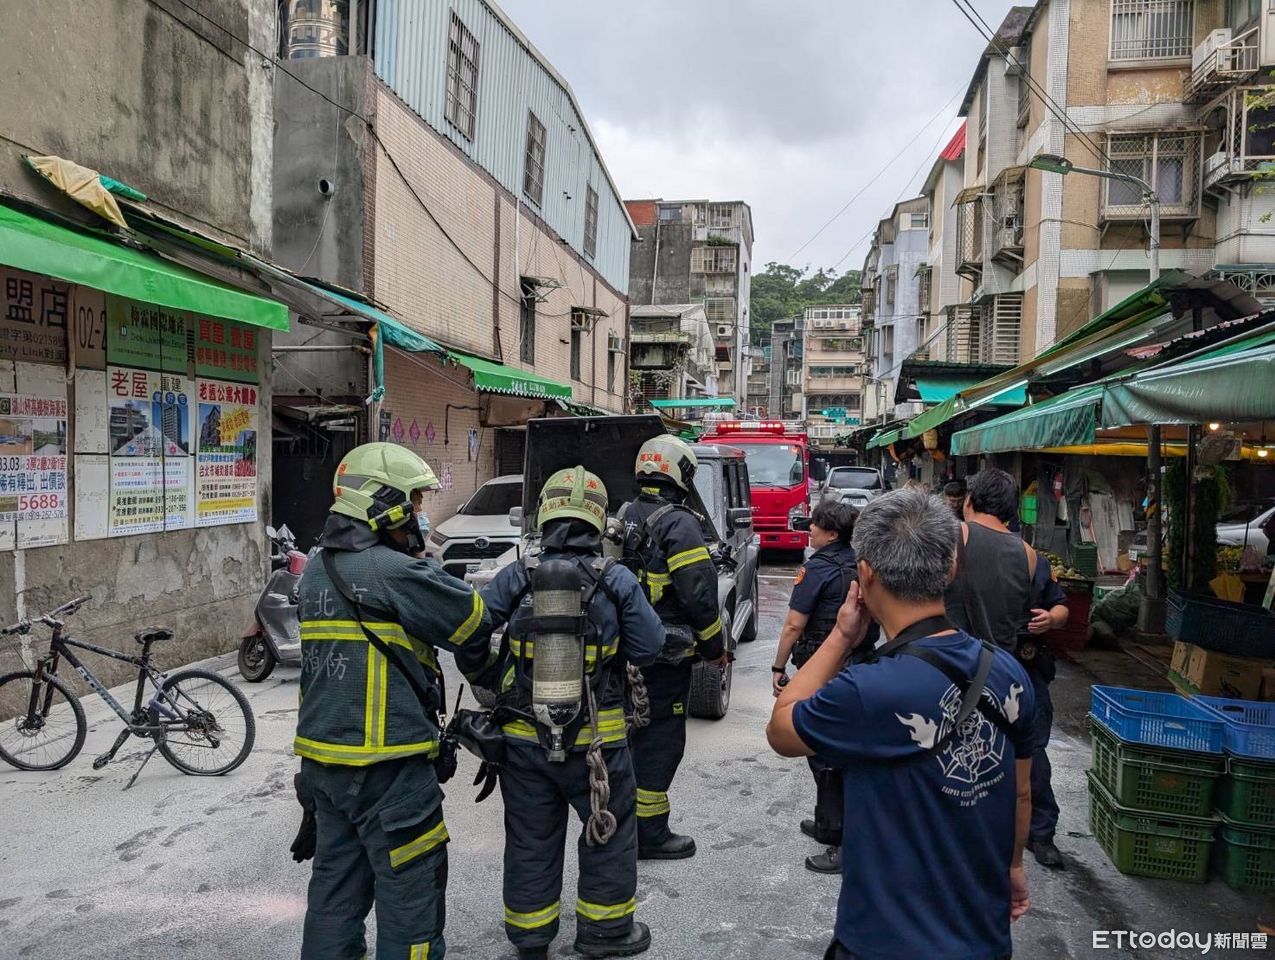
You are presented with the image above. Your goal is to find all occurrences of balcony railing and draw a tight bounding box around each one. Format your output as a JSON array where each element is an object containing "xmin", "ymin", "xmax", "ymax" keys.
[{"xmin": 1185, "ymin": 27, "xmax": 1260, "ymax": 105}]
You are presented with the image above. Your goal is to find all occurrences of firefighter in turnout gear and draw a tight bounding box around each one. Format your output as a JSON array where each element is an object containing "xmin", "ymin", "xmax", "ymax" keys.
[
  {"xmin": 481, "ymin": 467, "xmax": 664, "ymax": 960},
  {"xmin": 295, "ymin": 443, "xmax": 499, "ymax": 960},
  {"xmin": 620, "ymin": 435, "xmax": 726, "ymax": 860}
]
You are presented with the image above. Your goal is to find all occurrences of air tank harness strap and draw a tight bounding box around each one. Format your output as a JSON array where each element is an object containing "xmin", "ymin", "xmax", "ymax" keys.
[{"xmin": 578, "ymin": 558, "xmax": 619, "ymax": 847}]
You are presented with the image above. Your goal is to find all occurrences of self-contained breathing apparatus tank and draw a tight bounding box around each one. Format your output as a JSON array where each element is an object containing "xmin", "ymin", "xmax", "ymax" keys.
[{"xmin": 529, "ymin": 557, "xmax": 586, "ymax": 761}]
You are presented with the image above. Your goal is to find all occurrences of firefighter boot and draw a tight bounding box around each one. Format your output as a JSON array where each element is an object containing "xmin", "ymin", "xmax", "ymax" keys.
[{"xmin": 574, "ymin": 920, "xmax": 652, "ymax": 958}]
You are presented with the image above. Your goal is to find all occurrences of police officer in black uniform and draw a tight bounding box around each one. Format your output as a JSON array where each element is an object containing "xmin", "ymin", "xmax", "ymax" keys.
[
  {"xmin": 482, "ymin": 467, "xmax": 665, "ymax": 960},
  {"xmin": 620, "ymin": 435, "xmax": 727, "ymax": 860},
  {"xmin": 771, "ymin": 499, "xmax": 876, "ymax": 874}
]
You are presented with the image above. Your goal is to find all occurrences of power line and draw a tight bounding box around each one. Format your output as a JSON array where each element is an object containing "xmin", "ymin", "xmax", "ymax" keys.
[{"xmin": 785, "ymin": 86, "xmax": 965, "ymax": 264}]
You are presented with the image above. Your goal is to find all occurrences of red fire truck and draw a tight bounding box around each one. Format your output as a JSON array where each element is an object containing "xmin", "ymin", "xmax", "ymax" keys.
[{"xmin": 704, "ymin": 420, "xmax": 810, "ymax": 555}]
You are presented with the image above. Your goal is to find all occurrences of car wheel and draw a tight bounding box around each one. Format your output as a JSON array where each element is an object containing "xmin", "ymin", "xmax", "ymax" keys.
[
  {"xmin": 689, "ymin": 610, "xmax": 733, "ymax": 720},
  {"xmin": 739, "ymin": 573, "xmax": 759, "ymax": 643}
]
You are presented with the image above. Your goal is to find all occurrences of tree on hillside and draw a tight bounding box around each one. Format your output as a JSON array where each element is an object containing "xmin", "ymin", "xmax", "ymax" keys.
[{"xmin": 749, "ymin": 263, "xmax": 861, "ymax": 344}]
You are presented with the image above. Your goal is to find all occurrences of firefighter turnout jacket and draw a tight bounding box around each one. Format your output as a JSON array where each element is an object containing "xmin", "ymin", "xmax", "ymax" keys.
[
  {"xmin": 295, "ymin": 526, "xmax": 499, "ymax": 767},
  {"xmin": 481, "ymin": 549, "xmax": 665, "ymax": 751},
  {"xmin": 621, "ymin": 487, "xmax": 724, "ymax": 660}
]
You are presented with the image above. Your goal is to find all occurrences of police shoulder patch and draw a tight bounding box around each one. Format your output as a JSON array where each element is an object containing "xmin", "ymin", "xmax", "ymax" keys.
[{"xmin": 794, "ymin": 567, "xmax": 807, "ymax": 586}]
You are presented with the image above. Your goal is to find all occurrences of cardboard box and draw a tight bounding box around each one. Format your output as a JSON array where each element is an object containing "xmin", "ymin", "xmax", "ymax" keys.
[{"xmin": 1171, "ymin": 641, "xmax": 1267, "ymax": 699}]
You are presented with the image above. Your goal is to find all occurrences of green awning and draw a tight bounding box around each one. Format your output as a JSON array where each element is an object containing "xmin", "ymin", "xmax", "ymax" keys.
[
  {"xmin": 950, "ymin": 384, "xmax": 1104, "ymax": 456},
  {"xmin": 0, "ymin": 202, "xmax": 288, "ymax": 330},
  {"xmin": 649, "ymin": 397, "xmax": 736, "ymax": 409},
  {"xmin": 914, "ymin": 377, "xmax": 1028, "ymax": 406},
  {"xmin": 309, "ymin": 284, "xmax": 444, "ymax": 355},
  {"xmin": 867, "ymin": 428, "xmax": 901, "ymax": 450},
  {"xmin": 1102, "ymin": 341, "xmax": 1275, "ymax": 427},
  {"xmin": 449, "ymin": 352, "xmax": 573, "ymax": 401}
]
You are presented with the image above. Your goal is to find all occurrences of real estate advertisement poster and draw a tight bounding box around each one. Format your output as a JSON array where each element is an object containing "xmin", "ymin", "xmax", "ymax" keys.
[
  {"xmin": 108, "ymin": 456, "xmax": 165, "ymax": 536},
  {"xmin": 105, "ymin": 296, "xmax": 188, "ymax": 372},
  {"xmin": 0, "ymin": 393, "xmax": 69, "ymax": 545},
  {"xmin": 107, "ymin": 367, "xmax": 193, "ymax": 458},
  {"xmin": 195, "ymin": 378, "xmax": 258, "ymax": 527}
]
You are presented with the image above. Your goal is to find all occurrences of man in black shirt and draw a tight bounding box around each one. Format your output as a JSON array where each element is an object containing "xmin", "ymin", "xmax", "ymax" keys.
[{"xmin": 944, "ymin": 468, "xmax": 1070, "ymax": 870}]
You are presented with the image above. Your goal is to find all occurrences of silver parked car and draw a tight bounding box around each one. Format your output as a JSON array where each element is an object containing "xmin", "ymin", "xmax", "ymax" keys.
[{"xmin": 424, "ymin": 474, "xmax": 524, "ymax": 579}]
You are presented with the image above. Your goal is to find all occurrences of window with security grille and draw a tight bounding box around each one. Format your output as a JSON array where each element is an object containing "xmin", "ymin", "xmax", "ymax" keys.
[
  {"xmin": 704, "ymin": 298, "xmax": 736, "ymax": 324},
  {"xmin": 695, "ymin": 203, "xmax": 736, "ymax": 228},
  {"xmin": 981, "ymin": 294, "xmax": 1022, "ymax": 365},
  {"xmin": 570, "ymin": 313, "xmax": 585, "ymax": 381},
  {"xmin": 1110, "ymin": 0, "xmax": 1194, "ymax": 61},
  {"xmin": 523, "ymin": 111, "xmax": 546, "ymax": 206},
  {"xmin": 1017, "ymin": 39, "xmax": 1032, "ymax": 128},
  {"xmin": 1104, "ymin": 132, "xmax": 1199, "ymax": 218},
  {"xmin": 885, "ymin": 266, "xmax": 898, "ymax": 309},
  {"xmin": 519, "ymin": 278, "xmax": 536, "ymax": 365},
  {"xmin": 691, "ymin": 246, "xmax": 738, "ymax": 274},
  {"xmin": 445, "ymin": 13, "xmax": 479, "ymax": 140},
  {"xmin": 917, "ymin": 267, "xmax": 932, "ymax": 316},
  {"xmin": 583, "ymin": 185, "xmax": 598, "ymax": 259}
]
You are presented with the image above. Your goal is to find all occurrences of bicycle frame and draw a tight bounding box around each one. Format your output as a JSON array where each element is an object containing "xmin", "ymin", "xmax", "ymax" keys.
[{"xmin": 35, "ymin": 626, "xmax": 181, "ymax": 733}]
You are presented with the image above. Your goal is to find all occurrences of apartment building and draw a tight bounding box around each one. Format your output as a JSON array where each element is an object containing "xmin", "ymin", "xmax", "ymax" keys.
[
  {"xmin": 626, "ymin": 198, "xmax": 755, "ymax": 399},
  {"xmin": 802, "ymin": 305, "xmax": 866, "ymax": 451},
  {"xmin": 860, "ymin": 197, "xmax": 931, "ymax": 419},
  {"xmin": 744, "ymin": 344, "xmax": 771, "ymax": 416},
  {"xmin": 921, "ymin": 123, "xmax": 969, "ymax": 363},
  {"xmin": 926, "ymin": 0, "xmax": 1275, "ymax": 376},
  {"xmin": 628, "ymin": 303, "xmax": 717, "ymax": 406},
  {"xmin": 270, "ymin": 0, "xmax": 636, "ymax": 528},
  {"xmin": 768, "ymin": 317, "xmax": 803, "ymax": 420}
]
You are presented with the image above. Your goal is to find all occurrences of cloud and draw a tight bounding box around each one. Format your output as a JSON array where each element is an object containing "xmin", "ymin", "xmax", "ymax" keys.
[{"xmin": 498, "ymin": 0, "xmax": 1021, "ymax": 270}]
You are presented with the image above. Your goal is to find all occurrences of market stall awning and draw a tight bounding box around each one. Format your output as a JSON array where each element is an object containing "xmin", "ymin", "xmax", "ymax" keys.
[
  {"xmin": 867, "ymin": 428, "xmax": 902, "ymax": 450},
  {"xmin": 949, "ymin": 383, "xmax": 1104, "ymax": 456},
  {"xmin": 1101, "ymin": 340, "xmax": 1275, "ymax": 427},
  {"xmin": 449, "ymin": 352, "xmax": 573, "ymax": 401},
  {"xmin": 649, "ymin": 397, "xmax": 736, "ymax": 409},
  {"xmin": 914, "ymin": 377, "xmax": 1027, "ymax": 406},
  {"xmin": 0, "ymin": 201, "xmax": 288, "ymax": 330}
]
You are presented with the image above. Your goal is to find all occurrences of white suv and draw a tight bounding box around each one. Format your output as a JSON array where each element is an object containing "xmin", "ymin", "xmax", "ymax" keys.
[{"xmin": 425, "ymin": 475, "xmax": 523, "ymax": 579}]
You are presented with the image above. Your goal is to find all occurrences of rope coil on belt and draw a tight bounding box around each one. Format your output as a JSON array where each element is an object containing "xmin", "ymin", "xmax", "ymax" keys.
[
  {"xmin": 626, "ymin": 663, "xmax": 650, "ymax": 730},
  {"xmin": 584, "ymin": 680, "xmax": 617, "ymax": 846}
]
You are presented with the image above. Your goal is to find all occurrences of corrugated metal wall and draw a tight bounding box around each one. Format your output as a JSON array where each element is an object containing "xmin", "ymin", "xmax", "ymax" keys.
[{"xmin": 373, "ymin": 0, "xmax": 631, "ymax": 293}]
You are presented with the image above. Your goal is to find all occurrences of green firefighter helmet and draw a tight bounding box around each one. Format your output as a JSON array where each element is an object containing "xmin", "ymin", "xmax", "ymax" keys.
[
  {"xmin": 331, "ymin": 442, "xmax": 438, "ymax": 531},
  {"xmin": 536, "ymin": 466, "xmax": 608, "ymax": 534},
  {"xmin": 635, "ymin": 434, "xmax": 698, "ymax": 493}
]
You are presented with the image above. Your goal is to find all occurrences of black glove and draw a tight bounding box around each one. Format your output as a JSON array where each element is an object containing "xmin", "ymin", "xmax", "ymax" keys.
[{"xmin": 290, "ymin": 808, "xmax": 317, "ymax": 863}]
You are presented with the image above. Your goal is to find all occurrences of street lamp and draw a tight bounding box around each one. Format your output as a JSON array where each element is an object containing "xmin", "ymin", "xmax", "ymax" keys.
[
  {"xmin": 1027, "ymin": 153, "xmax": 1160, "ymax": 282},
  {"xmin": 1029, "ymin": 152, "xmax": 1166, "ymax": 633}
]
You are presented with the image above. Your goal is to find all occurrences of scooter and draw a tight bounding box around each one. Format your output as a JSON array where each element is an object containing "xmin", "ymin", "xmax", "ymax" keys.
[{"xmin": 238, "ymin": 524, "xmax": 308, "ymax": 682}]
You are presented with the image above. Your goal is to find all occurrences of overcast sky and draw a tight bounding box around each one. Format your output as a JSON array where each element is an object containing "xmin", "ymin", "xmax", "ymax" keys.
[{"xmin": 498, "ymin": 0, "xmax": 1019, "ymax": 276}]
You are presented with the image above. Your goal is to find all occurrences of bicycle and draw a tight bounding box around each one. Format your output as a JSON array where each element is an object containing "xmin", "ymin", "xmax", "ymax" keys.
[{"xmin": 0, "ymin": 595, "xmax": 255, "ymax": 785}]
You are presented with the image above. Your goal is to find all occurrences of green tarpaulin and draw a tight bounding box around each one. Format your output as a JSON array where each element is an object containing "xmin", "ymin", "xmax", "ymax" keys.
[
  {"xmin": 950, "ymin": 384, "xmax": 1104, "ymax": 456},
  {"xmin": 914, "ymin": 378, "xmax": 1028, "ymax": 407},
  {"xmin": 1102, "ymin": 341, "xmax": 1275, "ymax": 427},
  {"xmin": 649, "ymin": 397, "xmax": 736, "ymax": 409},
  {"xmin": 449, "ymin": 352, "xmax": 573, "ymax": 401},
  {"xmin": 866, "ymin": 428, "xmax": 901, "ymax": 450},
  {"xmin": 0, "ymin": 202, "xmax": 288, "ymax": 330}
]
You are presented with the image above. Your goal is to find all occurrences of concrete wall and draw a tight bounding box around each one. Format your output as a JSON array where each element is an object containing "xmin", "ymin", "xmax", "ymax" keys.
[
  {"xmin": 0, "ymin": 0, "xmax": 277, "ymax": 705},
  {"xmin": 628, "ymin": 223, "xmax": 694, "ymax": 309},
  {"xmin": 0, "ymin": 0, "xmax": 274, "ymax": 253}
]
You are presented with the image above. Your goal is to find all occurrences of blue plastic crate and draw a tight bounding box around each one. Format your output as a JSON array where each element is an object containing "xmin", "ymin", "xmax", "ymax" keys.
[
  {"xmin": 1195, "ymin": 697, "xmax": 1275, "ymax": 761},
  {"xmin": 1090, "ymin": 686, "xmax": 1225, "ymax": 754}
]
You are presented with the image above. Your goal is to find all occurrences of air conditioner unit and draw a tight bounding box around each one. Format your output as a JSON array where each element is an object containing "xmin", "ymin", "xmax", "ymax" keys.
[
  {"xmin": 716, "ymin": 324, "xmax": 732, "ymax": 338},
  {"xmin": 1193, "ymin": 28, "xmax": 1233, "ymax": 71}
]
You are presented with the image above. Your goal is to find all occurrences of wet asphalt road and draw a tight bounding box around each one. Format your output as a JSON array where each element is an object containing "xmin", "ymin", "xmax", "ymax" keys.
[{"xmin": 0, "ymin": 555, "xmax": 1267, "ymax": 959}]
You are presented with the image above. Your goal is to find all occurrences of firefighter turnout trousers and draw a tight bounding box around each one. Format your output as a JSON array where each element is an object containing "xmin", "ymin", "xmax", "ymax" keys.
[
  {"xmin": 499, "ymin": 741, "xmax": 639, "ymax": 950},
  {"xmin": 630, "ymin": 660, "xmax": 693, "ymax": 846},
  {"xmin": 300, "ymin": 756, "xmax": 449, "ymax": 960}
]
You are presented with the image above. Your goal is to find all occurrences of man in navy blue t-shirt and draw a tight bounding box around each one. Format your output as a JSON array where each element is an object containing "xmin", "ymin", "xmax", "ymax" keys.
[{"xmin": 767, "ymin": 490, "xmax": 1036, "ymax": 960}]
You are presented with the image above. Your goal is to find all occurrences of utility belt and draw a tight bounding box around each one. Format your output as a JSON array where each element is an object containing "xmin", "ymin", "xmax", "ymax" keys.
[{"xmin": 793, "ymin": 615, "xmax": 838, "ymax": 668}]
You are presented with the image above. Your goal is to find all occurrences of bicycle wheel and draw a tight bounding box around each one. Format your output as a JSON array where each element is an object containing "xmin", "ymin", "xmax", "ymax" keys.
[
  {"xmin": 0, "ymin": 671, "xmax": 86, "ymax": 771},
  {"xmin": 153, "ymin": 669, "xmax": 255, "ymax": 776}
]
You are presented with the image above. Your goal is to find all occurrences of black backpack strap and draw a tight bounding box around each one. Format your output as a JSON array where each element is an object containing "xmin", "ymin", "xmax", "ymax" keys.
[
  {"xmin": 321, "ymin": 549, "xmax": 442, "ymax": 717},
  {"xmin": 897, "ymin": 642, "xmax": 1014, "ymax": 748}
]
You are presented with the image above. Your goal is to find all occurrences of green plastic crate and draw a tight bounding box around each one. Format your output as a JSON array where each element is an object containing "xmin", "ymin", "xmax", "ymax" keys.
[
  {"xmin": 1020, "ymin": 492, "xmax": 1038, "ymax": 525},
  {"xmin": 1216, "ymin": 759, "xmax": 1275, "ymax": 828},
  {"xmin": 1217, "ymin": 817, "xmax": 1275, "ymax": 893},
  {"xmin": 1090, "ymin": 721, "xmax": 1225, "ymax": 817},
  {"xmin": 1087, "ymin": 771, "xmax": 1218, "ymax": 882},
  {"xmin": 1072, "ymin": 541, "xmax": 1099, "ymax": 578}
]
